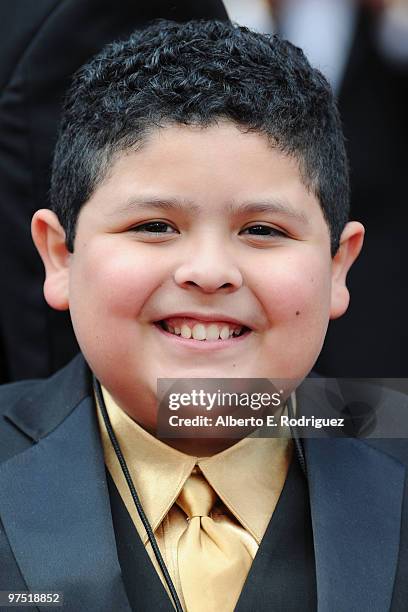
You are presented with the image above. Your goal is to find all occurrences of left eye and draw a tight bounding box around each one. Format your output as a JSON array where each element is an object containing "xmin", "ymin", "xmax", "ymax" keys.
[
  {"xmin": 240, "ymin": 225, "xmax": 286, "ymax": 237},
  {"xmin": 131, "ymin": 222, "xmax": 177, "ymax": 234}
]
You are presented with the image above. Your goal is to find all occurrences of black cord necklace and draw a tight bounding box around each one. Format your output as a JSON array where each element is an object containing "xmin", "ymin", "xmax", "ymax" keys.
[
  {"xmin": 287, "ymin": 394, "xmax": 307, "ymax": 478},
  {"xmin": 93, "ymin": 376, "xmax": 184, "ymax": 612}
]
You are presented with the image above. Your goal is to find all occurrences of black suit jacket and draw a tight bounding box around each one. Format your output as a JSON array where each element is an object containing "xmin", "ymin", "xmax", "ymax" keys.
[{"xmin": 0, "ymin": 355, "xmax": 407, "ymax": 611}]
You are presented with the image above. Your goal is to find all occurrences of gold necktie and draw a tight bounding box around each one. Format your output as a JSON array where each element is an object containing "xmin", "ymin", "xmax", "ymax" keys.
[{"xmin": 176, "ymin": 468, "xmax": 253, "ymax": 612}]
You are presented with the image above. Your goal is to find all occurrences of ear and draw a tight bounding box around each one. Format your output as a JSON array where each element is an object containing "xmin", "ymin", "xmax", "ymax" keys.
[
  {"xmin": 31, "ymin": 209, "xmax": 71, "ymax": 311},
  {"xmin": 330, "ymin": 221, "xmax": 365, "ymax": 320}
]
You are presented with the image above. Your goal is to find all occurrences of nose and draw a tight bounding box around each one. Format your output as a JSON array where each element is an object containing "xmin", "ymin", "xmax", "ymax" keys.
[{"xmin": 174, "ymin": 238, "xmax": 243, "ymax": 293}]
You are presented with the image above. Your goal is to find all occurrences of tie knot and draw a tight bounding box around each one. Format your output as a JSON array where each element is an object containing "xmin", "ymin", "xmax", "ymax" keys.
[{"xmin": 177, "ymin": 471, "xmax": 217, "ymax": 519}]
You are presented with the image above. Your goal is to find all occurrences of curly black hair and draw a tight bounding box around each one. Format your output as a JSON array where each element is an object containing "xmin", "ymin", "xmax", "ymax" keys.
[{"xmin": 51, "ymin": 19, "xmax": 349, "ymax": 254}]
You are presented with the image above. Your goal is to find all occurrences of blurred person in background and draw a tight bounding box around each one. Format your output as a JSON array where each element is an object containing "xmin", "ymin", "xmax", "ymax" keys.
[
  {"xmin": 0, "ymin": 0, "xmax": 228, "ymax": 384},
  {"xmin": 224, "ymin": 0, "xmax": 408, "ymax": 378}
]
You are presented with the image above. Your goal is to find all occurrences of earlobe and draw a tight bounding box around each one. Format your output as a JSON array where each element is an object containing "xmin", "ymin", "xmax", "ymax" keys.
[
  {"xmin": 31, "ymin": 209, "xmax": 71, "ymax": 311},
  {"xmin": 330, "ymin": 221, "xmax": 365, "ymax": 320}
]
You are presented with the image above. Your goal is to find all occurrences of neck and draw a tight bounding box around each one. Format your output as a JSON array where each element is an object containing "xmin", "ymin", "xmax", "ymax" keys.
[{"xmin": 156, "ymin": 436, "xmax": 242, "ymax": 457}]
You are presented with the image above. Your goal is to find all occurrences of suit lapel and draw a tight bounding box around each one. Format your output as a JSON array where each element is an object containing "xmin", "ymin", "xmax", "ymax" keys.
[
  {"xmin": 304, "ymin": 436, "xmax": 404, "ymax": 612},
  {"xmin": 237, "ymin": 375, "xmax": 405, "ymax": 612},
  {"xmin": 236, "ymin": 437, "xmax": 404, "ymax": 612},
  {"xmin": 0, "ymin": 357, "xmax": 131, "ymax": 612}
]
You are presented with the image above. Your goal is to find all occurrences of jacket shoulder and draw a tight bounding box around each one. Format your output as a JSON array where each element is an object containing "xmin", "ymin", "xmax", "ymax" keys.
[
  {"xmin": 357, "ymin": 384, "xmax": 408, "ymax": 465},
  {"xmin": 0, "ymin": 378, "xmax": 43, "ymax": 417},
  {"xmin": 0, "ymin": 378, "xmax": 44, "ymax": 463},
  {"xmin": 0, "ymin": 354, "xmax": 90, "ymax": 463}
]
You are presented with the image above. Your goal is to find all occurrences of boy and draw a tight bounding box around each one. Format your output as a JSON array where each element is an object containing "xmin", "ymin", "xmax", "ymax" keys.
[{"xmin": 0, "ymin": 19, "xmax": 407, "ymax": 612}]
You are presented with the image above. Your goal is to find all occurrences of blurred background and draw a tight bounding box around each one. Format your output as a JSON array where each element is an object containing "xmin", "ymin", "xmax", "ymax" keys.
[
  {"xmin": 224, "ymin": 0, "xmax": 408, "ymax": 379},
  {"xmin": 0, "ymin": 0, "xmax": 407, "ymax": 382}
]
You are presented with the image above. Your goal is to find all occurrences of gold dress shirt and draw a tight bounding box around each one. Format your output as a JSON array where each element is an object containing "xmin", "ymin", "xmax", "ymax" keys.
[{"xmin": 96, "ymin": 387, "xmax": 293, "ymax": 611}]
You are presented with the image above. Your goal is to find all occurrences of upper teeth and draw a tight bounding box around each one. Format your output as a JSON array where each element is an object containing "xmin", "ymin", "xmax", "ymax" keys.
[{"xmin": 164, "ymin": 322, "xmax": 243, "ymax": 341}]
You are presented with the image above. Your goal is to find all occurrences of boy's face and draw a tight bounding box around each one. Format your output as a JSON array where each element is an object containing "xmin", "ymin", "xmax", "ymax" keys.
[{"xmin": 33, "ymin": 122, "xmax": 363, "ymax": 429}]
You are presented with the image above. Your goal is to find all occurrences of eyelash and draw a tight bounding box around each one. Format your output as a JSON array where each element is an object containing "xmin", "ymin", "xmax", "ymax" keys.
[
  {"xmin": 131, "ymin": 221, "xmax": 287, "ymax": 238},
  {"xmin": 241, "ymin": 224, "xmax": 286, "ymax": 238},
  {"xmin": 132, "ymin": 221, "xmax": 176, "ymax": 234}
]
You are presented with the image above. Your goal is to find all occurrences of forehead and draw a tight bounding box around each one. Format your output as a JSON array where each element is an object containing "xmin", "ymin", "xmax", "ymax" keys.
[{"xmin": 82, "ymin": 122, "xmax": 327, "ymax": 230}]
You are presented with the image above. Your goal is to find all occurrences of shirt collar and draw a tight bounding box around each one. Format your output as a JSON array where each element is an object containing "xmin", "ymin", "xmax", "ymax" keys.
[{"xmin": 96, "ymin": 387, "xmax": 292, "ymax": 544}]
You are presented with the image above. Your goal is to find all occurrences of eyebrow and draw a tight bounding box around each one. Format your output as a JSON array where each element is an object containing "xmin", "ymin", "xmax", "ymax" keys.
[
  {"xmin": 114, "ymin": 196, "xmax": 309, "ymax": 225},
  {"xmin": 114, "ymin": 197, "xmax": 200, "ymax": 216},
  {"xmin": 227, "ymin": 200, "xmax": 309, "ymax": 225}
]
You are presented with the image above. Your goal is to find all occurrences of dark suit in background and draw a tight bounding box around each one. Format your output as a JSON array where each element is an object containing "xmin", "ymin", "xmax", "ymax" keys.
[
  {"xmin": 315, "ymin": 7, "xmax": 408, "ymax": 378},
  {"xmin": 0, "ymin": 0, "xmax": 228, "ymax": 383}
]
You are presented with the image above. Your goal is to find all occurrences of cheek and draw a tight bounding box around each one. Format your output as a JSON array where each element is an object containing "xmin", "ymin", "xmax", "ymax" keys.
[
  {"xmin": 250, "ymin": 252, "xmax": 332, "ymax": 378},
  {"xmin": 69, "ymin": 242, "xmax": 164, "ymax": 320},
  {"xmin": 252, "ymin": 252, "xmax": 332, "ymax": 325}
]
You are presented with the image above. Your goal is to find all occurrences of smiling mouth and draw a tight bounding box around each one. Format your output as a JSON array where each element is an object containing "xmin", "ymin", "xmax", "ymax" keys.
[{"xmin": 155, "ymin": 319, "xmax": 251, "ymax": 342}]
